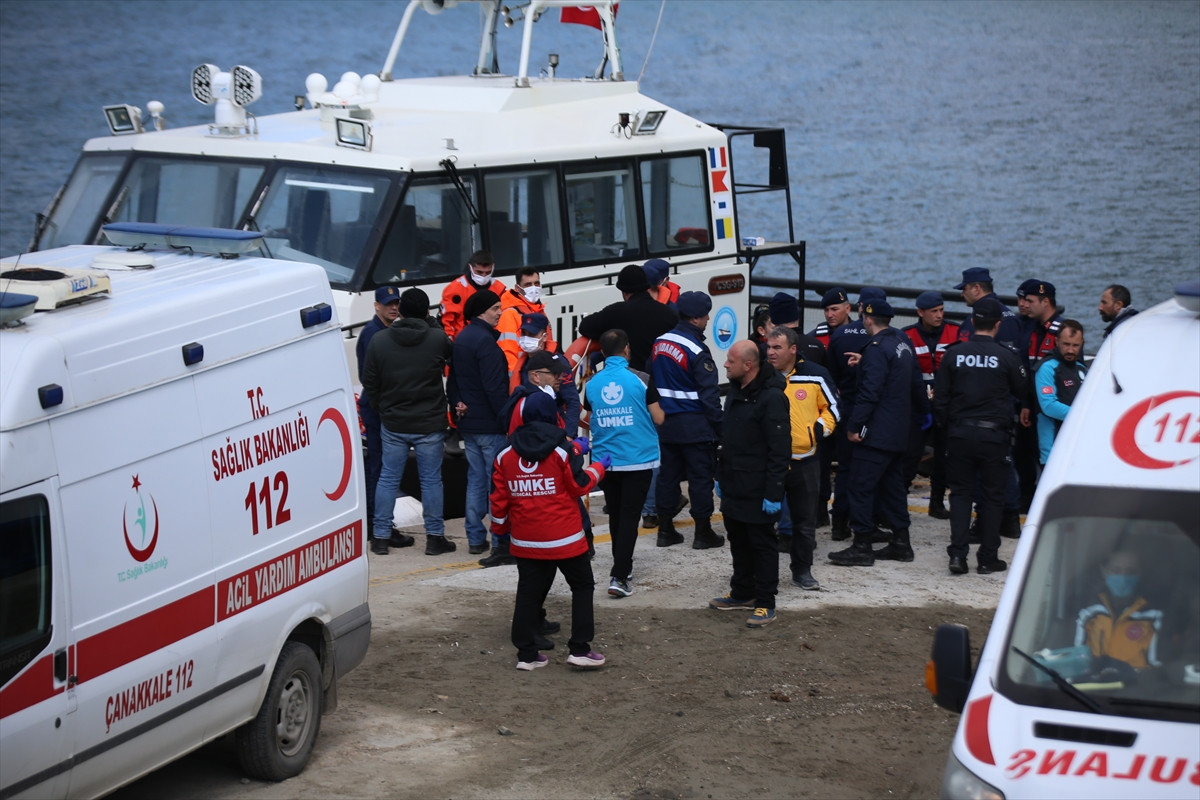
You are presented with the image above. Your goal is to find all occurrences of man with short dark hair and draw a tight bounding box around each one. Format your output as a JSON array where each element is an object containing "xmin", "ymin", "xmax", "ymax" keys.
[
  {"xmin": 1099, "ymin": 284, "xmax": 1138, "ymax": 338},
  {"xmin": 1035, "ymin": 319, "xmax": 1087, "ymax": 463},
  {"xmin": 1017, "ymin": 279, "xmax": 1062, "ymax": 361},
  {"xmin": 498, "ymin": 267, "xmax": 556, "ymax": 373},
  {"xmin": 439, "ymin": 250, "xmax": 506, "ymax": 341},
  {"xmin": 829, "ymin": 299, "xmax": 926, "ymax": 567},
  {"xmin": 954, "ymin": 267, "xmax": 1024, "ymax": 350},
  {"xmin": 934, "ymin": 298, "xmax": 1030, "ymax": 575},
  {"xmin": 764, "ymin": 291, "xmax": 827, "ymax": 366},
  {"xmin": 448, "ymin": 289, "xmax": 509, "ymax": 557},
  {"xmin": 363, "ymin": 288, "xmax": 453, "ymax": 555}
]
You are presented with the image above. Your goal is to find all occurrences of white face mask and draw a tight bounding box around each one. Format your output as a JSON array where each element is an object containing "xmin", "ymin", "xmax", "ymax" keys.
[
  {"xmin": 522, "ymin": 285, "xmax": 542, "ymax": 304},
  {"xmin": 469, "ymin": 268, "xmax": 492, "ymax": 287},
  {"xmin": 518, "ymin": 335, "xmax": 541, "ymax": 353},
  {"xmin": 538, "ymin": 384, "xmax": 557, "ymax": 398}
]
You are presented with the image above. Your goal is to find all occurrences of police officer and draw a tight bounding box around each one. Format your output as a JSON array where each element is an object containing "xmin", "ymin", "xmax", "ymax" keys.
[
  {"xmin": 1014, "ymin": 278, "xmax": 1060, "ymax": 507},
  {"xmin": 954, "ymin": 267, "xmax": 1024, "ymax": 351},
  {"xmin": 902, "ymin": 290, "xmax": 959, "ymax": 519},
  {"xmin": 829, "ymin": 299, "xmax": 927, "ymax": 567},
  {"xmin": 650, "ymin": 290, "xmax": 725, "ymax": 550},
  {"xmin": 826, "ymin": 287, "xmax": 885, "ymax": 541},
  {"xmin": 807, "ymin": 287, "xmax": 851, "ymax": 527},
  {"xmin": 933, "ymin": 298, "xmax": 1030, "ymax": 575}
]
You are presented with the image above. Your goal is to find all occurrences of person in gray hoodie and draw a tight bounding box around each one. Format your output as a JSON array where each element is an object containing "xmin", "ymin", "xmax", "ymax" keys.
[{"xmin": 363, "ymin": 288, "xmax": 455, "ymax": 556}]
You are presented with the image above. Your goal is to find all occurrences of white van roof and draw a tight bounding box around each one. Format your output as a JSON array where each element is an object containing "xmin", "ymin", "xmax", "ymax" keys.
[
  {"xmin": 0, "ymin": 244, "xmax": 338, "ymax": 432},
  {"xmin": 1036, "ymin": 285, "xmax": 1200, "ymax": 496}
]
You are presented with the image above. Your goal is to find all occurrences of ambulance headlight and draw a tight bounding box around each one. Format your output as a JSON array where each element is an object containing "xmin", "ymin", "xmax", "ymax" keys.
[{"xmin": 940, "ymin": 752, "xmax": 1004, "ymax": 800}]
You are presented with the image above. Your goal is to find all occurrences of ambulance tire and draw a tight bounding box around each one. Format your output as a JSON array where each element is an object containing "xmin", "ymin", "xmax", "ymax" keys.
[{"xmin": 236, "ymin": 641, "xmax": 324, "ymax": 781}]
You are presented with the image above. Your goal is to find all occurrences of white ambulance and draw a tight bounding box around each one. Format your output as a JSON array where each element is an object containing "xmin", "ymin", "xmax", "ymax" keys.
[
  {"xmin": 0, "ymin": 225, "xmax": 370, "ymax": 798},
  {"xmin": 927, "ymin": 280, "xmax": 1200, "ymax": 799}
]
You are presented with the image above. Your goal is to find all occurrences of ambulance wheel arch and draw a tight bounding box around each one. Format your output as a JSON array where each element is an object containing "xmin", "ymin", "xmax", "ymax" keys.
[{"xmin": 236, "ymin": 640, "xmax": 323, "ymax": 781}]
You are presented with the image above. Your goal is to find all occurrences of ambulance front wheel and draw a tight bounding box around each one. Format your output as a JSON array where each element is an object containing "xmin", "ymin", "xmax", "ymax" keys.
[{"xmin": 236, "ymin": 641, "xmax": 324, "ymax": 781}]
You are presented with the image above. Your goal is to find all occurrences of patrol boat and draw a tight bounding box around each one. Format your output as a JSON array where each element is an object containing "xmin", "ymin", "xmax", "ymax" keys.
[{"xmin": 24, "ymin": 0, "xmax": 806, "ymax": 366}]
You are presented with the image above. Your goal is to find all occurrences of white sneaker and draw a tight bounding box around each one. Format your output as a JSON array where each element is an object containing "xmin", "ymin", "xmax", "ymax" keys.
[
  {"xmin": 566, "ymin": 651, "xmax": 606, "ymax": 669},
  {"xmin": 516, "ymin": 653, "xmax": 549, "ymax": 671}
]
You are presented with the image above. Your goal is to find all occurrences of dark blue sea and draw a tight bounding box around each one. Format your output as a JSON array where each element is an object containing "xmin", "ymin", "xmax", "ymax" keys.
[{"xmin": 2, "ymin": 0, "xmax": 1197, "ymax": 338}]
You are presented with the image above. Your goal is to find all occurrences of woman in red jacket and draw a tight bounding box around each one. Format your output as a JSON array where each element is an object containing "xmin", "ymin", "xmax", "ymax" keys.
[{"xmin": 490, "ymin": 391, "xmax": 609, "ymax": 670}]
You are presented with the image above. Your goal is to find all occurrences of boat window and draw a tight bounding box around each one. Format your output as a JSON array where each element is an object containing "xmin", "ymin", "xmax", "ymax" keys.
[
  {"xmin": 257, "ymin": 167, "xmax": 392, "ymax": 288},
  {"xmin": 483, "ymin": 169, "xmax": 564, "ymax": 271},
  {"xmin": 1000, "ymin": 486, "xmax": 1200, "ymax": 724},
  {"xmin": 564, "ymin": 163, "xmax": 639, "ymax": 264},
  {"xmin": 0, "ymin": 494, "xmax": 52, "ymax": 687},
  {"xmin": 640, "ymin": 154, "xmax": 711, "ymax": 255},
  {"xmin": 99, "ymin": 157, "xmax": 266, "ymax": 237},
  {"xmin": 373, "ymin": 176, "xmax": 480, "ymax": 286},
  {"xmin": 36, "ymin": 153, "xmax": 127, "ymax": 250}
]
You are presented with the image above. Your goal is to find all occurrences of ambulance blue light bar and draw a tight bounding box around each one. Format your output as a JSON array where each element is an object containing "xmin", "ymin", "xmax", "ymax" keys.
[{"xmin": 102, "ymin": 223, "xmax": 263, "ymax": 256}]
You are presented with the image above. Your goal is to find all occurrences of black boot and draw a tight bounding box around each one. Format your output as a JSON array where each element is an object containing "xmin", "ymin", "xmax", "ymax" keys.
[
  {"xmin": 831, "ymin": 515, "xmax": 851, "ymax": 541},
  {"xmin": 478, "ymin": 538, "xmax": 516, "ymax": 567},
  {"xmin": 425, "ymin": 534, "xmax": 457, "ymax": 556},
  {"xmin": 656, "ymin": 517, "xmax": 684, "ymax": 547},
  {"xmin": 928, "ymin": 488, "xmax": 949, "ymax": 520},
  {"xmin": 692, "ymin": 518, "xmax": 725, "ymax": 550},
  {"xmin": 1000, "ymin": 509, "xmax": 1022, "ymax": 539},
  {"xmin": 828, "ymin": 532, "xmax": 876, "ymax": 566},
  {"xmin": 874, "ymin": 528, "xmax": 914, "ymax": 562}
]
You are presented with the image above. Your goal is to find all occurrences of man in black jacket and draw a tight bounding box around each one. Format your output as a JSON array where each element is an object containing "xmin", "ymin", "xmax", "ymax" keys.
[
  {"xmin": 577, "ymin": 264, "xmax": 678, "ymax": 370},
  {"xmin": 933, "ymin": 298, "xmax": 1030, "ymax": 575},
  {"xmin": 708, "ymin": 340, "xmax": 790, "ymax": 628},
  {"xmin": 363, "ymin": 288, "xmax": 454, "ymax": 556},
  {"xmin": 829, "ymin": 300, "xmax": 928, "ymax": 567}
]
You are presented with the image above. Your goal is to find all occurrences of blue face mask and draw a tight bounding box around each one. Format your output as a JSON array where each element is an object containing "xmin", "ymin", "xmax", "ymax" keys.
[{"xmin": 1105, "ymin": 574, "xmax": 1138, "ymax": 598}]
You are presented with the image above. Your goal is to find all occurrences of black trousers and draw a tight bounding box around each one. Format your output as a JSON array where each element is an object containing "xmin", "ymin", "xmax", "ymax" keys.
[
  {"xmin": 784, "ymin": 457, "xmax": 820, "ymax": 575},
  {"xmin": 946, "ymin": 437, "xmax": 1008, "ymax": 562},
  {"xmin": 847, "ymin": 444, "xmax": 910, "ymax": 536},
  {"xmin": 601, "ymin": 469, "xmax": 652, "ymax": 580},
  {"xmin": 512, "ymin": 554, "xmax": 595, "ymax": 662},
  {"xmin": 725, "ymin": 515, "xmax": 779, "ymax": 608},
  {"xmin": 831, "ymin": 424, "xmax": 855, "ymax": 520},
  {"xmin": 657, "ymin": 440, "xmax": 716, "ymax": 520},
  {"xmin": 817, "ymin": 437, "xmax": 833, "ymax": 511}
]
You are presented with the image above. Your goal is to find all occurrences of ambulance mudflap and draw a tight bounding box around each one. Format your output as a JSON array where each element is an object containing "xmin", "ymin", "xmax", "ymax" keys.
[
  {"xmin": 926, "ymin": 281, "xmax": 1200, "ymax": 800},
  {"xmin": 0, "ymin": 232, "xmax": 370, "ymax": 799}
]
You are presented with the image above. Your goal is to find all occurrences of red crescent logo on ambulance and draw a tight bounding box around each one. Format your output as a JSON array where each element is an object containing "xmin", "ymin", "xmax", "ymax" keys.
[
  {"xmin": 318, "ymin": 407, "xmax": 353, "ymax": 501},
  {"xmin": 1111, "ymin": 391, "xmax": 1200, "ymax": 469},
  {"xmin": 123, "ymin": 497, "xmax": 159, "ymax": 563}
]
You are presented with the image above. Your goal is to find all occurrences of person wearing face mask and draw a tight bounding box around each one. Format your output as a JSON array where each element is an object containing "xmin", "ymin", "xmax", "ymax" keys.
[
  {"xmin": 501, "ymin": 324, "xmax": 581, "ymax": 438},
  {"xmin": 1076, "ymin": 550, "xmax": 1162, "ymax": 669},
  {"xmin": 498, "ymin": 267, "xmax": 556, "ymax": 373},
  {"xmin": 439, "ymin": 250, "xmax": 507, "ymax": 341}
]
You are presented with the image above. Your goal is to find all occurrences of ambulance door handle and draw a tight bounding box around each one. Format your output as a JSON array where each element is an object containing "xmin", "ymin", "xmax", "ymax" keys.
[{"xmin": 54, "ymin": 648, "xmax": 67, "ymax": 682}]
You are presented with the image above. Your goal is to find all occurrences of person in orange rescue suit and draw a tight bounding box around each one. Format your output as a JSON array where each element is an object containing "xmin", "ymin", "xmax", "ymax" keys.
[
  {"xmin": 439, "ymin": 249, "xmax": 506, "ymax": 341},
  {"xmin": 498, "ymin": 266, "xmax": 556, "ymax": 373},
  {"xmin": 1076, "ymin": 550, "xmax": 1162, "ymax": 669},
  {"xmin": 902, "ymin": 290, "xmax": 959, "ymax": 520},
  {"xmin": 490, "ymin": 390, "xmax": 609, "ymax": 671},
  {"xmin": 643, "ymin": 258, "xmax": 681, "ymax": 309}
]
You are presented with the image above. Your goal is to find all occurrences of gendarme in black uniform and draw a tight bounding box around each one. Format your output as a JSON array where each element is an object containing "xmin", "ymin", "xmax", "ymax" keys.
[{"xmin": 933, "ymin": 298, "xmax": 1029, "ymax": 575}]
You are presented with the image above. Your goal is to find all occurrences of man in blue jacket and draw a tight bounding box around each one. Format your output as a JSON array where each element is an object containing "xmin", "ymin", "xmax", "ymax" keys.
[
  {"xmin": 650, "ymin": 291, "xmax": 725, "ymax": 550},
  {"xmin": 448, "ymin": 289, "xmax": 510, "ymax": 557},
  {"xmin": 1035, "ymin": 319, "xmax": 1087, "ymax": 464},
  {"xmin": 830, "ymin": 299, "xmax": 928, "ymax": 567}
]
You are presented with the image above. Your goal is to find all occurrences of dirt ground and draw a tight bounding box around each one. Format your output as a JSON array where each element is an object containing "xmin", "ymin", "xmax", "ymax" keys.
[{"xmin": 114, "ymin": 479, "xmax": 1015, "ymax": 800}]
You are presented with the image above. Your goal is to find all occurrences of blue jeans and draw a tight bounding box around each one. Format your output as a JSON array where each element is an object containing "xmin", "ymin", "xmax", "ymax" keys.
[
  {"xmin": 463, "ymin": 432, "xmax": 506, "ymax": 547},
  {"xmin": 374, "ymin": 429, "xmax": 444, "ymax": 539}
]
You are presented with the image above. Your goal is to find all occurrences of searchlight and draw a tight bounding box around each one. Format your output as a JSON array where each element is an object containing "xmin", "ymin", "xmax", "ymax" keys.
[{"xmin": 192, "ymin": 64, "xmax": 262, "ymax": 136}]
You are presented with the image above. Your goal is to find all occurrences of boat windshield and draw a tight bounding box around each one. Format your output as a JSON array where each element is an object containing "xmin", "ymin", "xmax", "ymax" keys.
[{"xmin": 1000, "ymin": 486, "xmax": 1200, "ymax": 724}]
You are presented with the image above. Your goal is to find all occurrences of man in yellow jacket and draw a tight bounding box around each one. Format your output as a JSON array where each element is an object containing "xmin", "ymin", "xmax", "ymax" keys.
[{"xmin": 764, "ymin": 325, "xmax": 840, "ymax": 591}]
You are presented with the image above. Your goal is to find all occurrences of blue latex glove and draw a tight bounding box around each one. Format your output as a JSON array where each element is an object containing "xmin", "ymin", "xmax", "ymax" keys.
[
  {"xmin": 762, "ymin": 498, "xmax": 782, "ymax": 515},
  {"xmin": 597, "ymin": 454, "xmax": 612, "ymax": 469},
  {"xmin": 572, "ymin": 436, "xmax": 590, "ymax": 455},
  {"xmin": 714, "ymin": 481, "xmax": 722, "ymax": 498},
  {"xmin": 920, "ymin": 413, "xmax": 933, "ymax": 431}
]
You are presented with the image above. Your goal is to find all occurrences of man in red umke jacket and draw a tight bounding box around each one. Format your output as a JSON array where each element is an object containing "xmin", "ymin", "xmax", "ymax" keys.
[{"xmin": 490, "ymin": 391, "xmax": 609, "ymax": 671}]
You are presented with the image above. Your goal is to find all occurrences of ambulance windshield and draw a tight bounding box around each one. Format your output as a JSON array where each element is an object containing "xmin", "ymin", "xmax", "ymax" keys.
[{"xmin": 1001, "ymin": 486, "xmax": 1200, "ymax": 724}]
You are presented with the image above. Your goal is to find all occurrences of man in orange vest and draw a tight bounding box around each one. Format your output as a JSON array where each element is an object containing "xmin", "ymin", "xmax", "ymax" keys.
[
  {"xmin": 902, "ymin": 291, "xmax": 959, "ymax": 519},
  {"xmin": 498, "ymin": 266, "xmax": 556, "ymax": 373},
  {"xmin": 439, "ymin": 250, "xmax": 506, "ymax": 340}
]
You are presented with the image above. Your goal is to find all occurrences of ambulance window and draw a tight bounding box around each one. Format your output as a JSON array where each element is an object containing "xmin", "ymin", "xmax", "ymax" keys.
[
  {"xmin": 1000, "ymin": 486, "xmax": 1200, "ymax": 724},
  {"xmin": 640, "ymin": 154, "xmax": 711, "ymax": 255},
  {"xmin": 0, "ymin": 495, "xmax": 52, "ymax": 686},
  {"xmin": 564, "ymin": 162, "xmax": 639, "ymax": 265}
]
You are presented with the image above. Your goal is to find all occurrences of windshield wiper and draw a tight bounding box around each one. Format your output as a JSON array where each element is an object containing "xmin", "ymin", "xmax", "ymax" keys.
[{"xmin": 1012, "ymin": 646, "xmax": 1103, "ymax": 714}]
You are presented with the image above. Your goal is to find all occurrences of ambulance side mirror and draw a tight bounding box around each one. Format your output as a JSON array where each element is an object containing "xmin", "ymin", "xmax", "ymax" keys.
[{"xmin": 926, "ymin": 623, "xmax": 973, "ymax": 713}]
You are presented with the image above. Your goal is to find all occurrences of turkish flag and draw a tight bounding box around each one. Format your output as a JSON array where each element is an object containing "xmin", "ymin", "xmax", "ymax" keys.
[{"xmin": 560, "ymin": 4, "xmax": 618, "ymax": 29}]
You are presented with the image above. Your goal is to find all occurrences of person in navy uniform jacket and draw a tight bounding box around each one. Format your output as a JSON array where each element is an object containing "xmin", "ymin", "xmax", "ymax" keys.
[{"xmin": 902, "ymin": 290, "xmax": 959, "ymax": 519}]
